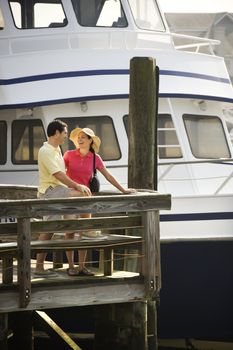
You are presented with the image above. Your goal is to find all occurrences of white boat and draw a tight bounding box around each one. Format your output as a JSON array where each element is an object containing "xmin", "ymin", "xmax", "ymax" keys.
[
  {"xmin": 2, "ymin": 1, "xmax": 233, "ymax": 342},
  {"xmin": 0, "ymin": 0, "xmax": 233, "ymax": 240}
]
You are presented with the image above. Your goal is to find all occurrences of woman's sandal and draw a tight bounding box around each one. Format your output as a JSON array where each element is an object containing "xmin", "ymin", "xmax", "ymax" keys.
[
  {"xmin": 66, "ymin": 268, "xmax": 79, "ymax": 276},
  {"xmin": 78, "ymin": 267, "xmax": 94, "ymax": 276}
]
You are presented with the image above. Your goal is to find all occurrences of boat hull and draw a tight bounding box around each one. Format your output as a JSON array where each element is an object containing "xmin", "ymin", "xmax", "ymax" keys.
[{"xmin": 158, "ymin": 239, "xmax": 233, "ymax": 340}]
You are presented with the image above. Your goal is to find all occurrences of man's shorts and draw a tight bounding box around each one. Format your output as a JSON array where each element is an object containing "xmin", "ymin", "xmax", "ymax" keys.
[{"xmin": 38, "ymin": 185, "xmax": 72, "ymax": 220}]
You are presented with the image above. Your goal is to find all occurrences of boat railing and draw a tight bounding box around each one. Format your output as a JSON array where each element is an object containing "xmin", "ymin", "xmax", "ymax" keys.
[
  {"xmin": 158, "ymin": 158, "xmax": 233, "ymax": 194},
  {"xmin": 0, "ymin": 187, "xmax": 171, "ymax": 311},
  {"xmin": 171, "ymin": 33, "xmax": 220, "ymax": 54}
]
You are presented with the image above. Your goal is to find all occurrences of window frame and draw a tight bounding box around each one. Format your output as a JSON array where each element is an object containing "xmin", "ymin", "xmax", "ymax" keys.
[
  {"xmin": 11, "ymin": 119, "xmax": 46, "ymax": 164},
  {"xmin": 0, "ymin": 121, "xmax": 7, "ymax": 165},
  {"xmin": 127, "ymin": 0, "xmax": 165, "ymax": 32},
  {"xmin": 183, "ymin": 113, "xmax": 231, "ymax": 159},
  {"xmin": 0, "ymin": 6, "xmax": 4, "ymax": 29},
  {"xmin": 8, "ymin": 0, "xmax": 67, "ymax": 29}
]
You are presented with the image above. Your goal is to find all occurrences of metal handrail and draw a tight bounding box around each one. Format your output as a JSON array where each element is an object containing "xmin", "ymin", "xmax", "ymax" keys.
[
  {"xmin": 158, "ymin": 158, "xmax": 233, "ymax": 166},
  {"xmin": 171, "ymin": 32, "xmax": 220, "ymax": 54},
  {"xmin": 158, "ymin": 158, "xmax": 233, "ymax": 194}
]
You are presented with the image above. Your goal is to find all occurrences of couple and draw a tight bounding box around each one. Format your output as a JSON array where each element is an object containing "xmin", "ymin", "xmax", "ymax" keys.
[{"xmin": 35, "ymin": 119, "xmax": 135, "ymax": 277}]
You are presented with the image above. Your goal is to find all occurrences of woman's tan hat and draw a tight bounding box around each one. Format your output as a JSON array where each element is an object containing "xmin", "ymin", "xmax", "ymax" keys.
[{"xmin": 69, "ymin": 127, "xmax": 101, "ymax": 153}]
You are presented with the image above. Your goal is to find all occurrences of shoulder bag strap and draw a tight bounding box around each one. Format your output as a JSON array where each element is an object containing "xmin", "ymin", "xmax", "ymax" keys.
[{"xmin": 93, "ymin": 152, "xmax": 96, "ymax": 175}]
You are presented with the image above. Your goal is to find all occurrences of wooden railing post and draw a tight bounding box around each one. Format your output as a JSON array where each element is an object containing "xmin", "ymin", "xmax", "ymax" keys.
[
  {"xmin": 17, "ymin": 218, "xmax": 31, "ymax": 308},
  {"xmin": 53, "ymin": 251, "xmax": 63, "ymax": 269},
  {"xmin": 142, "ymin": 210, "xmax": 161, "ymax": 297},
  {"xmin": 2, "ymin": 255, "xmax": 14, "ymax": 284},
  {"xmin": 103, "ymin": 248, "xmax": 114, "ymax": 276},
  {"xmin": 142, "ymin": 210, "xmax": 161, "ymax": 350}
]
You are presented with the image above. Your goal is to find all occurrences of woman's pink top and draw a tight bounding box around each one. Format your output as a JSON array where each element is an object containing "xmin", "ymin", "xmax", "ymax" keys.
[{"xmin": 63, "ymin": 149, "xmax": 104, "ymax": 187}]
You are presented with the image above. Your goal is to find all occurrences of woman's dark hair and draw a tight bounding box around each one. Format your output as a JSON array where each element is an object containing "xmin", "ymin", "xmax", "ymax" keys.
[
  {"xmin": 86, "ymin": 134, "xmax": 95, "ymax": 153},
  {"xmin": 47, "ymin": 119, "xmax": 67, "ymax": 137}
]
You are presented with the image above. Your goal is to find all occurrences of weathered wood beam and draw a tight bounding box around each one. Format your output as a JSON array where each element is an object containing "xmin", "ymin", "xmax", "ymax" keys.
[
  {"xmin": 0, "ymin": 215, "xmax": 142, "ymax": 236},
  {"xmin": 0, "ymin": 185, "xmax": 37, "ymax": 199},
  {"xmin": 0, "ymin": 235, "xmax": 143, "ymax": 253},
  {"xmin": 0, "ymin": 192, "xmax": 171, "ymax": 218},
  {"xmin": 0, "ymin": 281, "xmax": 145, "ymax": 312},
  {"xmin": 142, "ymin": 211, "xmax": 161, "ymax": 298},
  {"xmin": 35, "ymin": 310, "xmax": 82, "ymax": 350},
  {"xmin": 2, "ymin": 256, "xmax": 14, "ymax": 284}
]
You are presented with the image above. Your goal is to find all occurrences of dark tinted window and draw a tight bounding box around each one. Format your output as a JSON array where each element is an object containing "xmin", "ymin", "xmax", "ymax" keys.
[
  {"xmin": 60, "ymin": 116, "xmax": 121, "ymax": 161},
  {"xmin": 72, "ymin": 0, "xmax": 127, "ymax": 28},
  {"xmin": 12, "ymin": 119, "xmax": 46, "ymax": 164},
  {"xmin": 183, "ymin": 114, "xmax": 230, "ymax": 158},
  {"xmin": 0, "ymin": 121, "xmax": 7, "ymax": 164}
]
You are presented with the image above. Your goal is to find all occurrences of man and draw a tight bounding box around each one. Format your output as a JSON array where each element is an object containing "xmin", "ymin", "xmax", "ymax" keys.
[{"xmin": 35, "ymin": 119, "xmax": 91, "ymax": 276}]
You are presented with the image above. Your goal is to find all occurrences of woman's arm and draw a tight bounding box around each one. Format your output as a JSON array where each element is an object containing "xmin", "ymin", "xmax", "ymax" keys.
[{"xmin": 99, "ymin": 167, "xmax": 136, "ymax": 194}]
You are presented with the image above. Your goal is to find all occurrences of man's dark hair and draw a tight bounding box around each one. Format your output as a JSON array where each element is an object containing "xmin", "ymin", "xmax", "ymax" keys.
[{"xmin": 47, "ymin": 119, "xmax": 67, "ymax": 137}]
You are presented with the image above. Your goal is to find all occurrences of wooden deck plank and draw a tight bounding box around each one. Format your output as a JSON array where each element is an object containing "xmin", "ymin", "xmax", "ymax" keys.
[
  {"xmin": 0, "ymin": 280, "xmax": 144, "ymax": 312},
  {"xmin": 0, "ymin": 234, "xmax": 143, "ymax": 253},
  {"xmin": 0, "ymin": 193, "xmax": 171, "ymax": 218}
]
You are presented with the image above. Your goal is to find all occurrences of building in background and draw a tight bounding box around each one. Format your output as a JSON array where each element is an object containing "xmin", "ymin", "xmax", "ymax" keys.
[{"xmin": 165, "ymin": 12, "xmax": 233, "ymax": 83}]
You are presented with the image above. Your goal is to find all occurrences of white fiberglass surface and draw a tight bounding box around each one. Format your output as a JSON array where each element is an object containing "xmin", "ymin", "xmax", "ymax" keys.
[{"xmin": 160, "ymin": 193, "xmax": 233, "ymax": 239}]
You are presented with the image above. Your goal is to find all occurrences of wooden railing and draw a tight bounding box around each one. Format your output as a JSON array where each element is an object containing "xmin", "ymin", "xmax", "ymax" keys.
[{"xmin": 0, "ymin": 186, "xmax": 171, "ymax": 311}]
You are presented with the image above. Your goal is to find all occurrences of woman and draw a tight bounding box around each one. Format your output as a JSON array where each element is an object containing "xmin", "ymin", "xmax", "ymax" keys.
[{"xmin": 63, "ymin": 127, "xmax": 135, "ymax": 276}]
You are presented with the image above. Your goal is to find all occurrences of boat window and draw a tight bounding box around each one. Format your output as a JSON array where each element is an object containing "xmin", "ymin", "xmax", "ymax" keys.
[
  {"xmin": 183, "ymin": 114, "xmax": 231, "ymax": 159},
  {"xmin": 60, "ymin": 116, "xmax": 121, "ymax": 161},
  {"xmin": 0, "ymin": 7, "xmax": 4, "ymax": 29},
  {"xmin": 12, "ymin": 119, "xmax": 46, "ymax": 164},
  {"xmin": 0, "ymin": 121, "xmax": 7, "ymax": 164},
  {"xmin": 9, "ymin": 1, "xmax": 67, "ymax": 29},
  {"xmin": 71, "ymin": 0, "xmax": 127, "ymax": 28},
  {"xmin": 123, "ymin": 114, "xmax": 182, "ymax": 159},
  {"xmin": 128, "ymin": 0, "xmax": 165, "ymax": 32}
]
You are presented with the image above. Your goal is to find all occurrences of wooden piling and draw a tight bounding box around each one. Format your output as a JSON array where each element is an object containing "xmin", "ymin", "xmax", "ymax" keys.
[
  {"xmin": 128, "ymin": 56, "xmax": 157, "ymax": 190},
  {"xmin": 94, "ymin": 302, "xmax": 147, "ymax": 350},
  {"xmin": 128, "ymin": 56, "xmax": 160, "ymax": 350},
  {"xmin": 0, "ymin": 313, "xmax": 8, "ymax": 350},
  {"xmin": 10, "ymin": 311, "xmax": 34, "ymax": 350}
]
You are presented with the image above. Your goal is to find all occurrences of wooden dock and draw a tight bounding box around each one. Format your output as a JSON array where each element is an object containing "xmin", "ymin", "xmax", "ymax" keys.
[{"xmin": 0, "ymin": 185, "xmax": 171, "ymax": 350}]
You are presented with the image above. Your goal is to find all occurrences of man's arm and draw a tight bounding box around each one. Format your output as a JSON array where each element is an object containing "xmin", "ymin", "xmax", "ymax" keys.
[{"xmin": 53, "ymin": 171, "xmax": 91, "ymax": 195}]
